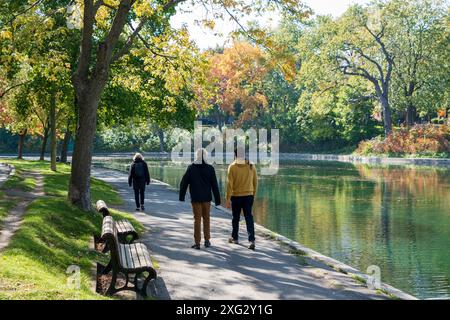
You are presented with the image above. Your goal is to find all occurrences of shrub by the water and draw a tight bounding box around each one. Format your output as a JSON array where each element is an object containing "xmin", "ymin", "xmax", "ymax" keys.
[{"xmin": 356, "ymin": 124, "xmax": 450, "ymax": 157}]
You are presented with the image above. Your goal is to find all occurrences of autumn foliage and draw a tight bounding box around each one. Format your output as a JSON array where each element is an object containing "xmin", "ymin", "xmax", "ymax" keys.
[
  {"xmin": 356, "ymin": 124, "xmax": 450, "ymax": 156},
  {"xmin": 208, "ymin": 42, "xmax": 269, "ymax": 125}
]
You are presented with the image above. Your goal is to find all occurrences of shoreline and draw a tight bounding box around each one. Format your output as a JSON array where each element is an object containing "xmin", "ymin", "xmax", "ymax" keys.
[
  {"xmin": 95, "ymin": 152, "xmax": 450, "ymax": 168},
  {"xmin": 1, "ymin": 152, "xmax": 449, "ymax": 168},
  {"xmin": 278, "ymin": 153, "xmax": 450, "ymax": 167},
  {"xmin": 214, "ymin": 203, "xmax": 418, "ymax": 300},
  {"xmin": 94, "ymin": 163, "xmax": 418, "ymax": 300}
]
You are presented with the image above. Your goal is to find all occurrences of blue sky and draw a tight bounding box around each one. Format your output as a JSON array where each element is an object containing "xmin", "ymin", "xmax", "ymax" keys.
[{"xmin": 171, "ymin": 0, "xmax": 372, "ymax": 50}]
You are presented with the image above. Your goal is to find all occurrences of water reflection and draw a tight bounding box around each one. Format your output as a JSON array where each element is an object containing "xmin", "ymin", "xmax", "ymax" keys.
[{"xmin": 98, "ymin": 159, "xmax": 450, "ymax": 299}]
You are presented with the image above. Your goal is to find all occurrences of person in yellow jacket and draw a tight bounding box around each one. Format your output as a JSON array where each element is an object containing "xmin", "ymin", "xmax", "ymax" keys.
[{"xmin": 226, "ymin": 148, "xmax": 258, "ymax": 250}]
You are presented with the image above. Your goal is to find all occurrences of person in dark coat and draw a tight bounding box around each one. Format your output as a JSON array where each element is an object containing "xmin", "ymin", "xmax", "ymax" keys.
[
  {"xmin": 128, "ymin": 153, "xmax": 150, "ymax": 211},
  {"xmin": 179, "ymin": 148, "xmax": 221, "ymax": 250}
]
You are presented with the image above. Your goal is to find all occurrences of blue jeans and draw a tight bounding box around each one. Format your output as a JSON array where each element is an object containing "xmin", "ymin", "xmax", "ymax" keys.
[{"xmin": 231, "ymin": 195, "xmax": 255, "ymax": 242}]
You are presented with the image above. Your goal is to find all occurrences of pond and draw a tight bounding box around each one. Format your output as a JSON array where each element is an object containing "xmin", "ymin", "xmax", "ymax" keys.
[{"xmin": 95, "ymin": 158, "xmax": 450, "ymax": 299}]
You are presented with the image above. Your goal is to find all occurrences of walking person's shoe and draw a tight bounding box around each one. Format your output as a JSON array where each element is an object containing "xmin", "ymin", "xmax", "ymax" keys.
[
  {"xmin": 191, "ymin": 244, "xmax": 201, "ymax": 250},
  {"xmin": 135, "ymin": 207, "xmax": 140, "ymax": 211},
  {"xmin": 248, "ymin": 241, "xmax": 256, "ymax": 250},
  {"xmin": 204, "ymin": 240, "xmax": 211, "ymax": 248},
  {"xmin": 228, "ymin": 237, "xmax": 239, "ymax": 244},
  {"xmin": 141, "ymin": 205, "xmax": 145, "ymax": 211}
]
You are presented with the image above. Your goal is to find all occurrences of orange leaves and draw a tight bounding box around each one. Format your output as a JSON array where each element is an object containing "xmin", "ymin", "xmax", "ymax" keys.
[
  {"xmin": 356, "ymin": 124, "xmax": 450, "ymax": 155},
  {"xmin": 207, "ymin": 41, "xmax": 269, "ymax": 123},
  {"xmin": 437, "ymin": 109, "xmax": 447, "ymax": 118}
]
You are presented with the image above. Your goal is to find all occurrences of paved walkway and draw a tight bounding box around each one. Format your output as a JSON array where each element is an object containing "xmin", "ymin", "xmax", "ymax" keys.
[{"xmin": 92, "ymin": 167, "xmax": 387, "ymax": 300}]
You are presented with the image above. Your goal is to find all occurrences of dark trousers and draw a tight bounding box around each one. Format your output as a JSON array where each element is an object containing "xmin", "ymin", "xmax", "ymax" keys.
[
  {"xmin": 231, "ymin": 195, "xmax": 255, "ymax": 242},
  {"xmin": 133, "ymin": 186, "xmax": 145, "ymax": 208}
]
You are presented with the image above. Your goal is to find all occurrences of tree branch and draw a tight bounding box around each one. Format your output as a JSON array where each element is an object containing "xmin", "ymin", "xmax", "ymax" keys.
[
  {"xmin": 348, "ymin": 44, "xmax": 385, "ymax": 83},
  {"xmin": 73, "ymin": 0, "xmax": 97, "ymax": 86},
  {"xmin": 163, "ymin": 0, "xmax": 186, "ymax": 11},
  {"xmin": 364, "ymin": 23, "xmax": 393, "ymax": 65},
  {"xmin": 111, "ymin": 18, "xmax": 148, "ymax": 63},
  {"xmin": 92, "ymin": 0, "xmax": 134, "ymax": 82},
  {"xmin": 0, "ymin": 81, "xmax": 31, "ymax": 99},
  {"xmin": 337, "ymin": 55, "xmax": 378, "ymax": 85},
  {"xmin": 2, "ymin": 0, "xmax": 44, "ymax": 28},
  {"xmin": 135, "ymin": 27, "xmax": 178, "ymax": 60}
]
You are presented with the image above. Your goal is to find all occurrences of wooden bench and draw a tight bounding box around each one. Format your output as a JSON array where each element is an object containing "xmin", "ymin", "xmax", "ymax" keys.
[
  {"xmin": 100, "ymin": 216, "xmax": 157, "ymax": 297},
  {"xmin": 96, "ymin": 200, "xmax": 138, "ymax": 244}
]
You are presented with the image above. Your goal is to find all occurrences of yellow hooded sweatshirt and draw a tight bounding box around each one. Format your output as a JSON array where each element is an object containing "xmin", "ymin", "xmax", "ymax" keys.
[{"xmin": 226, "ymin": 160, "xmax": 258, "ymax": 200}]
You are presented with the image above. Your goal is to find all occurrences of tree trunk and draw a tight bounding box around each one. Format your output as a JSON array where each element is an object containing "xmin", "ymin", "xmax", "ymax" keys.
[
  {"xmin": 60, "ymin": 127, "xmax": 71, "ymax": 164},
  {"xmin": 50, "ymin": 94, "xmax": 57, "ymax": 172},
  {"xmin": 17, "ymin": 129, "xmax": 27, "ymax": 159},
  {"xmin": 68, "ymin": 92, "xmax": 102, "ymax": 211},
  {"xmin": 68, "ymin": 0, "xmax": 135, "ymax": 210},
  {"xmin": 406, "ymin": 102, "xmax": 416, "ymax": 127},
  {"xmin": 158, "ymin": 129, "xmax": 165, "ymax": 153},
  {"xmin": 380, "ymin": 94, "xmax": 393, "ymax": 136},
  {"xmin": 40, "ymin": 125, "xmax": 50, "ymax": 161}
]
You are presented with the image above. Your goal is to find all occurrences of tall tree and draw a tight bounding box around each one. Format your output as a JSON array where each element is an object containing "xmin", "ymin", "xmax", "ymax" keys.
[
  {"xmin": 388, "ymin": 0, "xmax": 448, "ymax": 125},
  {"xmin": 0, "ymin": 0, "xmax": 76, "ymax": 167},
  {"xmin": 64, "ymin": 0, "xmax": 306, "ymax": 210},
  {"xmin": 207, "ymin": 41, "xmax": 269, "ymax": 126},
  {"xmin": 332, "ymin": 4, "xmax": 396, "ymax": 135}
]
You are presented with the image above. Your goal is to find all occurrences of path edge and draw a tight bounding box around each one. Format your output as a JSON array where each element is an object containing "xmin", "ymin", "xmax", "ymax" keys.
[
  {"xmin": 93, "ymin": 165, "xmax": 418, "ymax": 300},
  {"xmin": 214, "ymin": 204, "xmax": 418, "ymax": 300},
  {"xmin": 0, "ymin": 163, "xmax": 15, "ymax": 188}
]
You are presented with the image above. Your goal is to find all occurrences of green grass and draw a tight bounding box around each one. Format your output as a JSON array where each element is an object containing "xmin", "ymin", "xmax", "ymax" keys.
[
  {"xmin": 376, "ymin": 289, "xmax": 401, "ymax": 300},
  {"xmin": 43, "ymin": 166, "xmax": 123, "ymax": 206},
  {"xmin": 0, "ymin": 159, "xmax": 58, "ymax": 174},
  {"xmin": 0, "ymin": 191, "xmax": 17, "ymax": 228},
  {"xmin": 0, "ymin": 159, "xmax": 123, "ymax": 205},
  {"xmin": 352, "ymin": 275, "xmax": 367, "ymax": 285},
  {"xmin": 1, "ymin": 168, "xmax": 36, "ymax": 192},
  {"xmin": 0, "ymin": 160, "xmax": 142, "ymax": 300},
  {"xmin": 0, "ymin": 198, "xmax": 106, "ymax": 299}
]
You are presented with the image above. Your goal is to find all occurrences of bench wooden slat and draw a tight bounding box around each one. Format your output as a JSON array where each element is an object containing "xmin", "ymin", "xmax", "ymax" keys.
[
  {"xmin": 135, "ymin": 244, "xmax": 145, "ymax": 267},
  {"xmin": 100, "ymin": 215, "xmax": 156, "ymax": 297},
  {"xmin": 116, "ymin": 220, "xmax": 134, "ymax": 233},
  {"xmin": 130, "ymin": 244, "xmax": 142, "ymax": 269},
  {"xmin": 96, "ymin": 200, "xmax": 110, "ymax": 217},
  {"xmin": 119, "ymin": 244, "xmax": 132, "ymax": 269},
  {"xmin": 98, "ymin": 201, "xmax": 138, "ymax": 244},
  {"xmin": 137, "ymin": 243, "xmax": 150, "ymax": 267}
]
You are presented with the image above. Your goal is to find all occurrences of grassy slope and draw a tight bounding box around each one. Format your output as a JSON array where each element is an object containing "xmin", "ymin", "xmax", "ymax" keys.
[
  {"xmin": 0, "ymin": 160, "xmax": 143, "ymax": 299},
  {"xmin": 1, "ymin": 168, "xmax": 36, "ymax": 192},
  {"xmin": 0, "ymin": 191, "xmax": 16, "ymax": 228}
]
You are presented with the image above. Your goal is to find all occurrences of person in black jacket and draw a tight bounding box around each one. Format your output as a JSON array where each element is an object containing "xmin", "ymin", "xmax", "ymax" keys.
[
  {"xmin": 128, "ymin": 153, "xmax": 150, "ymax": 211},
  {"xmin": 179, "ymin": 148, "xmax": 221, "ymax": 249}
]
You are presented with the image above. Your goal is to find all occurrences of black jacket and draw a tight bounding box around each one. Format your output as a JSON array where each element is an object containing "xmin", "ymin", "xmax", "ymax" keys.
[
  {"xmin": 128, "ymin": 159, "xmax": 150, "ymax": 188},
  {"xmin": 179, "ymin": 162, "xmax": 221, "ymax": 205}
]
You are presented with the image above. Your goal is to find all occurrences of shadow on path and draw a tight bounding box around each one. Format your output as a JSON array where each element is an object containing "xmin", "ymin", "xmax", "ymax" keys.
[{"xmin": 93, "ymin": 167, "xmax": 386, "ymax": 300}]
